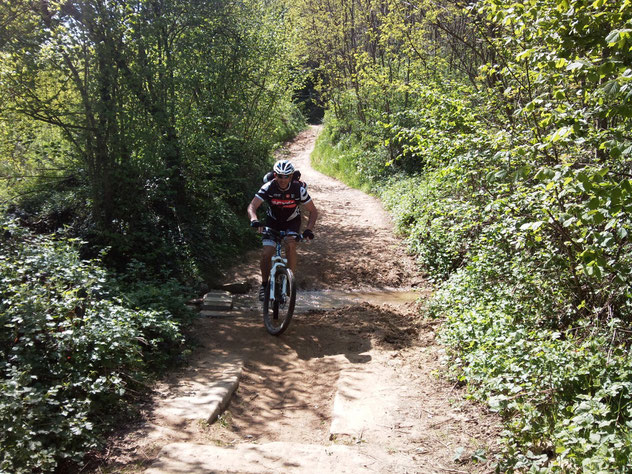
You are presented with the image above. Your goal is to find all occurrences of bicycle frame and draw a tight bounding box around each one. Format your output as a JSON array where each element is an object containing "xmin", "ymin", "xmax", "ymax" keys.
[{"xmin": 267, "ymin": 230, "xmax": 290, "ymax": 303}]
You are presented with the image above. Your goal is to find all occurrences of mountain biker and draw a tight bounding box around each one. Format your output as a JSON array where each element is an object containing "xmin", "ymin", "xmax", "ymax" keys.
[{"xmin": 247, "ymin": 159, "xmax": 319, "ymax": 301}]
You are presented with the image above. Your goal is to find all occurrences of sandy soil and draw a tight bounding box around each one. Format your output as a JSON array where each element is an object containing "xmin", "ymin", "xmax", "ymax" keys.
[{"xmin": 96, "ymin": 126, "xmax": 501, "ymax": 473}]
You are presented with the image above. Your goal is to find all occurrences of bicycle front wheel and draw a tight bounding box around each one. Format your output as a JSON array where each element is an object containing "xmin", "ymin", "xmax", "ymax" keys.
[{"xmin": 263, "ymin": 266, "xmax": 296, "ymax": 336}]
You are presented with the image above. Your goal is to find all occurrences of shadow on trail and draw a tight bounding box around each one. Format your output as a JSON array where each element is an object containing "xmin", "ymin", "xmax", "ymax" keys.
[
  {"xmin": 192, "ymin": 300, "xmax": 420, "ymax": 444},
  {"xmin": 288, "ymin": 302, "xmax": 420, "ymax": 360}
]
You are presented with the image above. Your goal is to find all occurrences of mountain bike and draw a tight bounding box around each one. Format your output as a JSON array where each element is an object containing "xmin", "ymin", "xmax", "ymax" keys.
[{"xmin": 261, "ymin": 227, "xmax": 297, "ymax": 336}]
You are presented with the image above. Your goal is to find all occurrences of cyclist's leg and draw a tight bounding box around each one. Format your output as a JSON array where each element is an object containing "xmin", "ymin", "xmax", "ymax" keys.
[
  {"xmin": 285, "ymin": 238, "xmax": 297, "ymax": 273},
  {"xmin": 260, "ymin": 220, "xmax": 278, "ymax": 286},
  {"xmin": 261, "ymin": 245, "xmax": 275, "ymax": 282},
  {"xmin": 283, "ymin": 216, "xmax": 302, "ymax": 274}
]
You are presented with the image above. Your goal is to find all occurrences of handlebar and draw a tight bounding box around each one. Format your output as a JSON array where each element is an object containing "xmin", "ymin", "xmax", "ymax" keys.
[
  {"xmin": 261, "ymin": 226, "xmax": 303, "ymax": 242},
  {"xmin": 251, "ymin": 222, "xmax": 312, "ymax": 241}
]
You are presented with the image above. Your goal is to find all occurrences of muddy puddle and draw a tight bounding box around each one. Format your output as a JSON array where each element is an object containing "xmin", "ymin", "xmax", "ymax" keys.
[{"xmin": 234, "ymin": 288, "xmax": 420, "ymax": 312}]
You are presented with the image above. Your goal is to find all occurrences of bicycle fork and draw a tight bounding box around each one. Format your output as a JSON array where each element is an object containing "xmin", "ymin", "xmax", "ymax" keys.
[{"xmin": 268, "ymin": 256, "xmax": 287, "ymax": 303}]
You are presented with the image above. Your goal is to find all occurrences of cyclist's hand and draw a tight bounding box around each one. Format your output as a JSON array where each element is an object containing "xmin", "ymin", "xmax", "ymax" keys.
[
  {"xmin": 250, "ymin": 219, "xmax": 262, "ymax": 230},
  {"xmin": 302, "ymin": 229, "xmax": 314, "ymax": 240}
]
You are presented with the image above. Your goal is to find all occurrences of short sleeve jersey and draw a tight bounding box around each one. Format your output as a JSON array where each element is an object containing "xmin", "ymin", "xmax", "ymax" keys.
[{"xmin": 255, "ymin": 180, "xmax": 311, "ymax": 222}]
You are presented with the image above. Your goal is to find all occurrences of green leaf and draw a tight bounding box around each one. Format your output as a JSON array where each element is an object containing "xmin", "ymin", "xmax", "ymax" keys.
[
  {"xmin": 516, "ymin": 48, "xmax": 535, "ymax": 61},
  {"xmin": 520, "ymin": 221, "xmax": 544, "ymax": 232},
  {"xmin": 535, "ymin": 168, "xmax": 554, "ymax": 180},
  {"xmin": 588, "ymin": 197, "xmax": 600, "ymax": 210},
  {"xmin": 603, "ymin": 80, "xmax": 620, "ymax": 95},
  {"xmin": 606, "ymin": 30, "xmax": 621, "ymax": 45},
  {"xmin": 549, "ymin": 126, "xmax": 572, "ymax": 142},
  {"xmin": 555, "ymin": 58, "xmax": 568, "ymax": 68},
  {"xmin": 567, "ymin": 61, "xmax": 589, "ymax": 72},
  {"xmin": 606, "ymin": 29, "xmax": 632, "ymax": 47}
]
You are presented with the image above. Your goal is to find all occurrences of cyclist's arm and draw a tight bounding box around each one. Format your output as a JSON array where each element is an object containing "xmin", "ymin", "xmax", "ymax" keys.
[
  {"xmin": 247, "ymin": 196, "xmax": 264, "ymax": 222},
  {"xmin": 302, "ymin": 200, "xmax": 318, "ymax": 231}
]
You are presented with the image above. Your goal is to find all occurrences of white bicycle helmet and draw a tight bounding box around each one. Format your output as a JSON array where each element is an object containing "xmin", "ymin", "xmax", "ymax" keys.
[{"xmin": 273, "ymin": 159, "xmax": 295, "ymax": 176}]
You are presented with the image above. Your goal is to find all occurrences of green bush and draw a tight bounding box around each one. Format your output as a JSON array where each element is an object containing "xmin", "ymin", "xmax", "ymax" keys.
[
  {"xmin": 0, "ymin": 218, "xmax": 186, "ymax": 472},
  {"xmin": 379, "ymin": 172, "xmax": 481, "ymax": 281},
  {"xmin": 432, "ymin": 265, "xmax": 632, "ymax": 472},
  {"xmin": 296, "ymin": 0, "xmax": 632, "ymax": 468},
  {"xmin": 310, "ymin": 112, "xmax": 380, "ymax": 191},
  {"xmin": 271, "ymin": 102, "xmax": 307, "ymax": 145}
]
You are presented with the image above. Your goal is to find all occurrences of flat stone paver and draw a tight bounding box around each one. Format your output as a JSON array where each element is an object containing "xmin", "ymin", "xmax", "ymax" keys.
[
  {"xmin": 329, "ymin": 354, "xmax": 401, "ymax": 442},
  {"xmin": 199, "ymin": 290, "xmax": 234, "ymax": 317},
  {"xmin": 198, "ymin": 310, "xmax": 235, "ymax": 318},
  {"xmin": 202, "ymin": 290, "xmax": 233, "ymax": 311},
  {"xmin": 144, "ymin": 441, "xmax": 386, "ymax": 473},
  {"xmin": 152, "ymin": 354, "xmax": 243, "ymax": 426}
]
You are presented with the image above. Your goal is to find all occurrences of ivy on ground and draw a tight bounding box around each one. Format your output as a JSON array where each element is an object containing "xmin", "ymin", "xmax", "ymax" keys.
[{"xmin": 0, "ymin": 218, "xmax": 187, "ymax": 472}]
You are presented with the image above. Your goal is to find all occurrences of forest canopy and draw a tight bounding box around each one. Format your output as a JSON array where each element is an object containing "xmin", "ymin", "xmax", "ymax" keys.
[{"xmin": 0, "ymin": 0, "xmax": 305, "ymax": 280}]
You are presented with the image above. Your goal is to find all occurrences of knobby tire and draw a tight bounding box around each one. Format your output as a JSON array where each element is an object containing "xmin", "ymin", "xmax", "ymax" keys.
[{"xmin": 263, "ymin": 266, "xmax": 296, "ymax": 336}]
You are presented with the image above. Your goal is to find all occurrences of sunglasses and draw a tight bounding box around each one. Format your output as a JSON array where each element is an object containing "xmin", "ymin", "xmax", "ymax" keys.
[{"xmin": 276, "ymin": 174, "xmax": 292, "ymax": 179}]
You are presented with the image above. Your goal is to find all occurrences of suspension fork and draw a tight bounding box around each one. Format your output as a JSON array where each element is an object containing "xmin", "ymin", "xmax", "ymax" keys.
[
  {"xmin": 269, "ymin": 249, "xmax": 287, "ymax": 301},
  {"xmin": 267, "ymin": 229, "xmax": 290, "ymax": 302}
]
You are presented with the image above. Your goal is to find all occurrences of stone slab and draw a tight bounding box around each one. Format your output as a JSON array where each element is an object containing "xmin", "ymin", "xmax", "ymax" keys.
[
  {"xmin": 201, "ymin": 303, "xmax": 233, "ymax": 311},
  {"xmin": 152, "ymin": 355, "xmax": 243, "ymax": 427},
  {"xmin": 199, "ymin": 310, "xmax": 235, "ymax": 318},
  {"xmin": 145, "ymin": 441, "xmax": 384, "ymax": 473},
  {"xmin": 202, "ymin": 290, "xmax": 233, "ymax": 311},
  {"xmin": 204, "ymin": 289, "xmax": 232, "ymax": 298},
  {"xmin": 219, "ymin": 280, "xmax": 251, "ymax": 294},
  {"xmin": 329, "ymin": 358, "xmax": 400, "ymax": 442},
  {"xmin": 203, "ymin": 295, "xmax": 233, "ymax": 303}
]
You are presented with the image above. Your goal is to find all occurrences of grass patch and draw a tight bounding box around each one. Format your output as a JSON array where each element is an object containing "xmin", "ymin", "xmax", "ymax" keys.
[{"xmin": 311, "ymin": 128, "xmax": 372, "ymax": 193}]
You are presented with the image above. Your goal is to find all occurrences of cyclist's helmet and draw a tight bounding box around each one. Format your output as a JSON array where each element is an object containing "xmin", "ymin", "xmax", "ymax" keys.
[{"xmin": 273, "ymin": 159, "xmax": 295, "ymax": 176}]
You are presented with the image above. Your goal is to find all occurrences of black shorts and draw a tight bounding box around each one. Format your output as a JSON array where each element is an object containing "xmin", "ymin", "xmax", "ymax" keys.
[{"xmin": 262, "ymin": 216, "xmax": 301, "ymax": 247}]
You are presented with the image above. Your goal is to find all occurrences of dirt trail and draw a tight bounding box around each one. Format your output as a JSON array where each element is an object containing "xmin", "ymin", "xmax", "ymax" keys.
[
  {"xmin": 101, "ymin": 126, "xmax": 501, "ymax": 473},
  {"xmin": 223, "ymin": 125, "xmax": 422, "ymax": 292}
]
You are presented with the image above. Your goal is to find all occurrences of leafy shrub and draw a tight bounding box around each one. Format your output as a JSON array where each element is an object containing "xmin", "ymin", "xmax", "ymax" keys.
[
  {"xmin": 310, "ymin": 115, "xmax": 377, "ymax": 191},
  {"xmin": 316, "ymin": 108, "xmax": 632, "ymax": 470},
  {"xmin": 271, "ymin": 102, "xmax": 307, "ymax": 145},
  {"xmin": 379, "ymin": 172, "xmax": 481, "ymax": 281},
  {"xmin": 432, "ymin": 264, "xmax": 632, "ymax": 472},
  {"xmin": 0, "ymin": 218, "xmax": 185, "ymax": 472}
]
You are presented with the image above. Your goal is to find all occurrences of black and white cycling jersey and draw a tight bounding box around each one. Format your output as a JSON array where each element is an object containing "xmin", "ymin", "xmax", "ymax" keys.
[{"xmin": 254, "ymin": 179, "xmax": 312, "ymax": 223}]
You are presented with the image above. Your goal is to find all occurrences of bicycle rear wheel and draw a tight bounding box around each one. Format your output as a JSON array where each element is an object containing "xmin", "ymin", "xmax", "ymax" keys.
[{"xmin": 263, "ymin": 266, "xmax": 296, "ymax": 336}]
